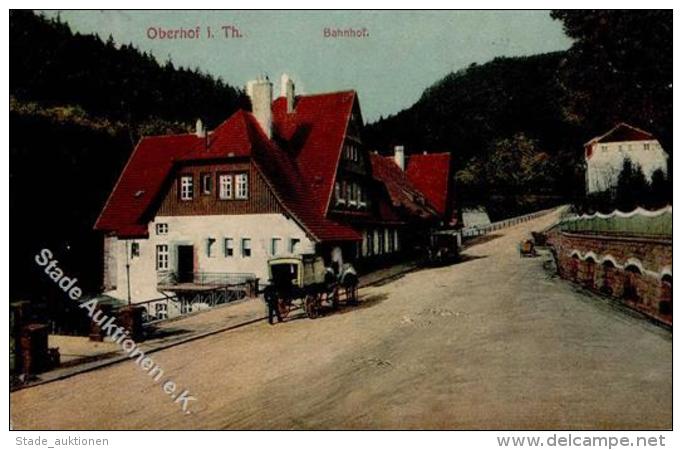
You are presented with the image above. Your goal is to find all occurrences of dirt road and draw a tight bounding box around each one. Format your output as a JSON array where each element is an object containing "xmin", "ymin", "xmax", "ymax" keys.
[{"xmin": 11, "ymin": 209, "xmax": 672, "ymax": 429}]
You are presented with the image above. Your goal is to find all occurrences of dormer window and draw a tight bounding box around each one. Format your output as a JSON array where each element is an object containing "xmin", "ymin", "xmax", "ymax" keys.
[
  {"xmin": 334, "ymin": 181, "xmax": 342, "ymax": 205},
  {"xmin": 344, "ymin": 144, "xmax": 359, "ymax": 161},
  {"xmin": 358, "ymin": 185, "xmax": 366, "ymax": 208},
  {"xmin": 335, "ymin": 181, "xmax": 345, "ymax": 205},
  {"xmin": 180, "ymin": 175, "xmax": 193, "ymax": 201},
  {"xmin": 349, "ymin": 182, "xmax": 357, "ymax": 206}
]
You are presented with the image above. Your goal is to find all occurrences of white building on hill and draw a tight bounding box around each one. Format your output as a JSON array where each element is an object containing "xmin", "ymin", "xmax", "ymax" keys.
[{"xmin": 584, "ymin": 123, "xmax": 668, "ymax": 194}]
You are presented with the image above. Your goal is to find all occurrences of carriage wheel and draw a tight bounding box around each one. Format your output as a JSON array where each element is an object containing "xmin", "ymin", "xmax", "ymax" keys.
[
  {"xmin": 277, "ymin": 298, "xmax": 291, "ymax": 319},
  {"xmin": 330, "ymin": 286, "xmax": 340, "ymax": 310},
  {"xmin": 347, "ymin": 285, "xmax": 359, "ymax": 305},
  {"xmin": 304, "ymin": 294, "xmax": 320, "ymax": 319}
]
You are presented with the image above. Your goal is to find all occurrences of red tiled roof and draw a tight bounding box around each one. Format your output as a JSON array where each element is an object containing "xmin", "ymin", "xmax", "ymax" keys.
[
  {"xmin": 94, "ymin": 133, "xmax": 203, "ymax": 238},
  {"xmin": 586, "ymin": 123, "xmax": 654, "ymax": 145},
  {"xmin": 272, "ymin": 91, "xmax": 356, "ymax": 216},
  {"xmin": 96, "ymin": 90, "xmax": 439, "ymax": 242},
  {"xmin": 371, "ymin": 154, "xmax": 438, "ymax": 221},
  {"xmin": 95, "ymin": 109, "xmax": 360, "ymax": 241},
  {"xmin": 404, "ymin": 153, "xmax": 452, "ymax": 217},
  {"xmin": 240, "ymin": 112, "xmax": 360, "ymax": 242}
]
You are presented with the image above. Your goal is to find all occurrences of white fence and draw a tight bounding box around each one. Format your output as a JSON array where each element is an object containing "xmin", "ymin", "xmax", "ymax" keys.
[{"xmin": 461, "ymin": 207, "xmax": 555, "ymax": 239}]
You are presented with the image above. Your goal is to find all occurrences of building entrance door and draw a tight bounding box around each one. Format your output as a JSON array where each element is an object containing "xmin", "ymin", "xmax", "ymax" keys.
[{"xmin": 177, "ymin": 245, "xmax": 194, "ymax": 283}]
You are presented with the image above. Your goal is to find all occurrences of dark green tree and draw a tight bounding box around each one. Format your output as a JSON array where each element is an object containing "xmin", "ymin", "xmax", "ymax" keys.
[
  {"xmin": 649, "ymin": 168, "xmax": 670, "ymax": 207},
  {"xmin": 10, "ymin": 10, "xmax": 247, "ymax": 130},
  {"xmin": 551, "ymin": 10, "xmax": 672, "ymax": 153},
  {"xmin": 615, "ymin": 158, "xmax": 649, "ymax": 211}
]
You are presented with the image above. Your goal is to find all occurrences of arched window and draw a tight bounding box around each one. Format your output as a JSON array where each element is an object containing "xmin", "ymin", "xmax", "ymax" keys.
[
  {"xmin": 623, "ymin": 265, "xmax": 642, "ymax": 302},
  {"xmin": 568, "ymin": 254, "xmax": 580, "ymax": 280},
  {"xmin": 582, "ymin": 257, "xmax": 596, "ymax": 288},
  {"xmin": 600, "ymin": 260, "xmax": 616, "ymax": 295}
]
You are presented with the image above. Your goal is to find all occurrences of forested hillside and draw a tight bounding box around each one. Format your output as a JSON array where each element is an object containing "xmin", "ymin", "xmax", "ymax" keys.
[
  {"xmin": 10, "ymin": 11, "xmax": 246, "ymax": 302},
  {"xmin": 365, "ymin": 10, "xmax": 672, "ymax": 217},
  {"xmin": 364, "ymin": 52, "xmax": 583, "ymax": 217},
  {"xmin": 365, "ymin": 52, "xmax": 573, "ymax": 166},
  {"xmin": 11, "ymin": 10, "xmax": 247, "ymax": 130}
]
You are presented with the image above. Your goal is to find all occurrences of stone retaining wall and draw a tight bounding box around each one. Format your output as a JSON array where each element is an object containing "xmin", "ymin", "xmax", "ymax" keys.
[{"xmin": 548, "ymin": 230, "xmax": 672, "ymax": 326}]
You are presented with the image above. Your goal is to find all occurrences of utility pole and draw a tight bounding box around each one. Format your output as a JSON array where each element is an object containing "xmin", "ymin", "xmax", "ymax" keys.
[{"xmin": 126, "ymin": 241, "xmax": 132, "ymax": 306}]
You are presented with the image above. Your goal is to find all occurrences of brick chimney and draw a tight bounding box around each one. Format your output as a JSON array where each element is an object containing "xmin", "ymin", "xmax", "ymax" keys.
[
  {"xmin": 281, "ymin": 73, "xmax": 295, "ymax": 113},
  {"xmin": 394, "ymin": 145, "xmax": 405, "ymax": 170},
  {"xmin": 246, "ymin": 76, "xmax": 273, "ymax": 138}
]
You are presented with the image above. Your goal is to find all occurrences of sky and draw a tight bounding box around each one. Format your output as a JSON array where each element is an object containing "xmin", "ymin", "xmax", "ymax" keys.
[{"xmin": 43, "ymin": 10, "xmax": 573, "ymax": 122}]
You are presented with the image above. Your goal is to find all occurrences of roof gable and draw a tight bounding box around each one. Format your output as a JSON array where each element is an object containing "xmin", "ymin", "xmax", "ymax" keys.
[
  {"xmin": 587, "ymin": 123, "xmax": 654, "ymax": 146},
  {"xmin": 371, "ymin": 154, "xmax": 438, "ymax": 220},
  {"xmin": 272, "ymin": 91, "xmax": 356, "ymax": 216},
  {"xmin": 404, "ymin": 153, "xmax": 452, "ymax": 217},
  {"xmin": 243, "ymin": 110, "xmax": 360, "ymax": 242},
  {"xmin": 95, "ymin": 107, "xmax": 361, "ymax": 241}
]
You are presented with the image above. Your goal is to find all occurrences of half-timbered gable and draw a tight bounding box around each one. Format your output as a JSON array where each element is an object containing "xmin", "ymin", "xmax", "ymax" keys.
[{"xmin": 156, "ymin": 160, "xmax": 283, "ymax": 217}]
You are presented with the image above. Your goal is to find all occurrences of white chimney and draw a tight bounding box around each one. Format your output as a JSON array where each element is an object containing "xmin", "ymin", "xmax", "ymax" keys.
[
  {"xmin": 246, "ymin": 80, "xmax": 255, "ymax": 98},
  {"xmin": 394, "ymin": 145, "xmax": 405, "ymax": 171},
  {"xmin": 246, "ymin": 76, "xmax": 273, "ymax": 138},
  {"xmin": 281, "ymin": 73, "xmax": 295, "ymax": 113},
  {"xmin": 195, "ymin": 118, "xmax": 205, "ymax": 138}
]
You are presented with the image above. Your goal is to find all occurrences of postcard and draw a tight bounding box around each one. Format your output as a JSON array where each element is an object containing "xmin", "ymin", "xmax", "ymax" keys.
[{"xmin": 9, "ymin": 9, "xmax": 672, "ymax": 434}]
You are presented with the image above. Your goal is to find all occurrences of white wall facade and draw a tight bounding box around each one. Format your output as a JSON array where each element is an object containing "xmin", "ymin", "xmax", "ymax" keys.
[
  {"xmin": 586, "ymin": 139, "xmax": 668, "ymax": 194},
  {"xmin": 104, "ymin": 213, "xmax": 314, "ymax": 303}
]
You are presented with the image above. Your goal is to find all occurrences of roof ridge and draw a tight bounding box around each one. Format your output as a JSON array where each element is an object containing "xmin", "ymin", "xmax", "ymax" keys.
[
  {"xmin": 141, "ymin": 132, "xmax": 195, "ymax": 140},
  {"xmin": 586, "ymin": 122, "xmax": 653, "ymax": 145},
  {"xmin": 409, "ymin": 151, "xmax": 451, "ymax": 157},
  {"xmin": 286, "ymin": 89, "xmax": 356, "ymax": 100},
  {"xmin": 616, "ymin": 122, "xmax": 653, "ymax": 136}
]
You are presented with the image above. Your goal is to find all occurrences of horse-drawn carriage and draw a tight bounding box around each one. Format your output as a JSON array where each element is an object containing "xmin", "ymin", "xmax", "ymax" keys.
[{"xmin": 263, "ymin": 254, "xmax": 359, "ymax": 320}]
